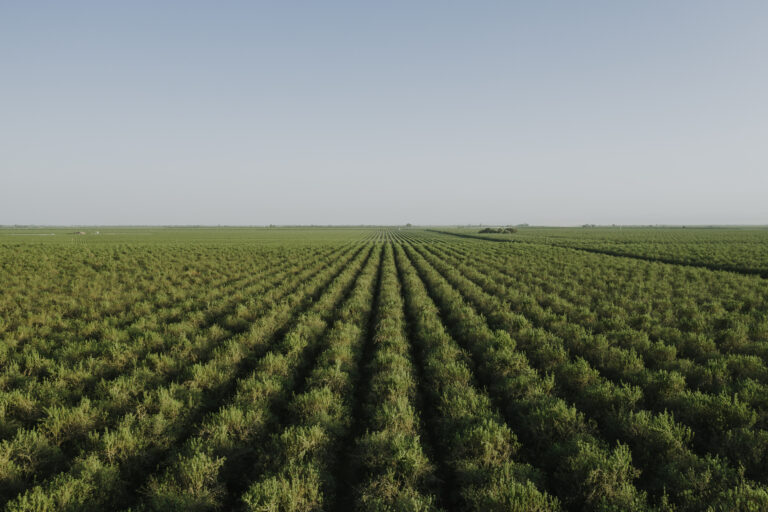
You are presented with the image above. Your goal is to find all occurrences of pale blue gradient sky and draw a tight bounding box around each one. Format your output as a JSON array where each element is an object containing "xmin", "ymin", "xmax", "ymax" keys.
[{"xmin": 2, "ymin": 1, "xmax": 767, "ymax": 225}]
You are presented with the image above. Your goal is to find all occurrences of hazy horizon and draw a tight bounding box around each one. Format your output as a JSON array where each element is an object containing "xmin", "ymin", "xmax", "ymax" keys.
[
  {"xmin": 0, "ymin": 222, "xmax": 768, "ymax": 229},
  {"xmin": 3, "ymin": 1, "xmax": 767, "ymax": 226}
]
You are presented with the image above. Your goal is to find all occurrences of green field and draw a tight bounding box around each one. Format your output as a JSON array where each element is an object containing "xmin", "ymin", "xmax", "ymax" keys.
[{"xmin": 2, "ymin": 227, "xmax": 768, "ymax": 511}]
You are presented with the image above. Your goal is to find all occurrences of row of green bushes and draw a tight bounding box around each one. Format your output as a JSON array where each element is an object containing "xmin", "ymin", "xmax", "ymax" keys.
[
  {"xmin": 145, "ymin": 243, "xmax": 376, "ymax": 510},
  {"xmin": 242, "ymin": 244, "xmax": 382, "ymax": 509},
  {"xmin": 399, "ymin": 241, "xmax": 648, "ymax": 511},
  {"xmin": 0, "ymin": 244, "xmax": 339, "ymax": 436},
  {"xmin": 0, "ymin": 248, "xmax": 327, "ymax": 445},
  {"xmin": 0, "ymin": 244, "xmax": 351, "ymax": 502},
  {"xmin": 429, "ymin": 239, "xmax": 768, "ymax": 483},
  {"xmin": 350, "ymin": 244, "xmax": 440, "ymax": 510},
  {"xmin": 394, "ymin": 244, "xmax": 559, "ymax": 510},
  {"xmin": 3, "ymin": 244, "xmax": 369, "ymax": 510},
  {"xmin": 451, "ymin": 238, "xmax": 768, "ymax": 366},
  {"xmin": 408, "ymin": 238, "xmax": 768, "ymax": 510}
]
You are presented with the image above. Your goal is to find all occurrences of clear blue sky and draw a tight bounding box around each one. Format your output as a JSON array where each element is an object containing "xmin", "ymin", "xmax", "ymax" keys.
[{"xmin": 2, "ymin": 1, "xmax": 767, "ymax": 225}]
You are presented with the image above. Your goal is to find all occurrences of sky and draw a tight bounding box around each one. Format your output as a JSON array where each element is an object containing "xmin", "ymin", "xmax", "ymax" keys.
[{"xmin": 2, "ymin": 1, "xmax": 767, "ymax": 226}]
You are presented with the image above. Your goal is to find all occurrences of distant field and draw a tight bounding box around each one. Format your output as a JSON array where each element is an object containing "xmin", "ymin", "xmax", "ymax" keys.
[
  {"xmin": 0, "ymin": 227, "xmax": 374, "ymax": 245},
  {"xmin": 437, "ymin": 226, "xmax": 768, "ymax": 276},
  {"xmin": 1, "ymin": 227, "xmax": 768, "ymax": 510}
]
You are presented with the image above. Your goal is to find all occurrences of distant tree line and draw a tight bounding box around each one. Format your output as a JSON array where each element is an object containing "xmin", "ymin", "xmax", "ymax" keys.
[{"xmin": 479, "ymin": 227, "xmax": 517, "ymax": 234}]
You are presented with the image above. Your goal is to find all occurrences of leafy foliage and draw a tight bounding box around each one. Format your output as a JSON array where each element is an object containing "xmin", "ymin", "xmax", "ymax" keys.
[{"xmin": 1, "ymin": 227, "xmax": 768, "ymax": 510}]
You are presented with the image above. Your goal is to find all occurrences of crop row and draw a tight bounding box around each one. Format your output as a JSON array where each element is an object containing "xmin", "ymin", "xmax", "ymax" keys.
[
  {"xmin": 3, "ymin": 242, "xmax": 368, "ymax": 510},
  {"xmin": 3, "ymin": 228, "xmax": 767, "ymax": 510},
  {"xmin": 0, "ymin": 245, "xmax": 341, "ymax": 437},
  {"xmin": 393, "ymin": 232, "xmax": 768, "ymax": 510},
  {"xmin": 414, "ymin": 236, "xmax": 768, "ymax": 479}
]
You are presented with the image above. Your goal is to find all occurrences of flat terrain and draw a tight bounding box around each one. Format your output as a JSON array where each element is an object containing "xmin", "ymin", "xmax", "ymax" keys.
[{"xmin": 1, "ymin": 227, "xmax": 768, "ymax": 511}]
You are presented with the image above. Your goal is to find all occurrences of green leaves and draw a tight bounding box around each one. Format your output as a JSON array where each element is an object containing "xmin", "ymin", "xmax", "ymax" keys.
[{"xmin": 3, "ymin": 228, "xmax": 768, "ymax": 510}]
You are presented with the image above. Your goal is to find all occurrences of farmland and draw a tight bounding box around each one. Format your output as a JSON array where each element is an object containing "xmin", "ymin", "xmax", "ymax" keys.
[{"xmin": 1, "ymin": 227, "xmax": 768, "ymax": 511}]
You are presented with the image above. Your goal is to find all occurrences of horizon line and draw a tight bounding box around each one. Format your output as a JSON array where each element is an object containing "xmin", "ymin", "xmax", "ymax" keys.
[{"xmin": 2, "ymin": 224, "xmax": 768, "ymax": 229}]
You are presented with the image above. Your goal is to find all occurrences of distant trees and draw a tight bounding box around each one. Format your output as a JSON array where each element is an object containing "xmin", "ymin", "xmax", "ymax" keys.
[{"xmin": 479, "ymin": 227, "xmax": 517, "ymax": 234}]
